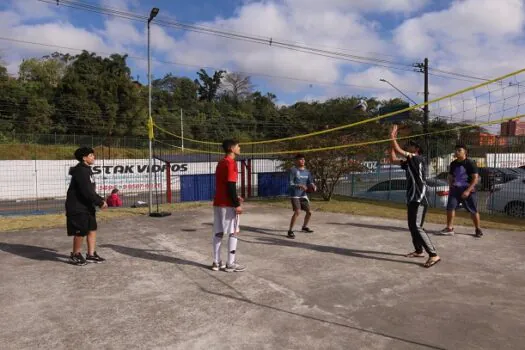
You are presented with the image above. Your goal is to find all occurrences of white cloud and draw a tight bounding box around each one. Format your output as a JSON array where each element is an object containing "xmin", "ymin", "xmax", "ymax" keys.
[
  {"xmin": 282, "ymin": 0, "xmax": 430, "ymax": 14},
  {"xmin": 10, "ymin": 0, "xmax": 57, "ymax": 19},
  {"xmin": 1, "ymin": 0, "xmax": 525, "ymax": 135}
]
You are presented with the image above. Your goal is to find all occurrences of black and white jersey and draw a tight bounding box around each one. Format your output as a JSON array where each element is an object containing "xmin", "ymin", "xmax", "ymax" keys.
[{"xmin": 400, "ymin": 154, "xmax": 428, "ymax": 205}]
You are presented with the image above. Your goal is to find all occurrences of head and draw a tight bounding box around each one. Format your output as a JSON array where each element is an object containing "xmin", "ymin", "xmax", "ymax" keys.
[
  {"xmin": 295, "ymin": 154, "xmax": 306, "ymax": 167},
  {"xmin": 74, "ymin": 147, "xmax": 95, "ymax": 165},
  {"xmin": 454, "ymin": 144, "xmax": 468, "ymax": 159},
  {"xmin": 404, "ymin": 140, "xmax": 423, "ymax": 155},
  {"xmin": 111, "ymin": 188, "xmax": 119, "ymax": 195},
  {"xmin": 222, "ymin": 139, "xmax": 240, "ymax": 156}
]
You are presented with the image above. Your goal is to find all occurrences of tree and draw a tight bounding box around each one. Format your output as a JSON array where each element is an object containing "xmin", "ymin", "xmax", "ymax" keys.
[
  {"xmin": 194, "ymin": 69, "xmax": 225, "ymax": 102},
  {"xmin": 221, "ymin": 72, "xmax": 254, "ymax": 103}
]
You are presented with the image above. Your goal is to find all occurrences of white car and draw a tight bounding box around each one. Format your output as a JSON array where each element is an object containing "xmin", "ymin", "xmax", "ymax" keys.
[
  {"xmin": 486, "ymin": 177, "xmax": 525, "ymax": 217},
  {"xmin": 355, "ymin": 178, "xmax": 450, "ymax": 208}
]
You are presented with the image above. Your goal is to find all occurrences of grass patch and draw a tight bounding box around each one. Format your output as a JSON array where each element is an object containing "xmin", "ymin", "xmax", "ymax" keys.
[
  {"xmin": 0, "ymin": 202, "xmax": 207, "ymax": 232},
  {"xmin": 256, "ymin": 196, "xmax": 525, "ymax": 232}
]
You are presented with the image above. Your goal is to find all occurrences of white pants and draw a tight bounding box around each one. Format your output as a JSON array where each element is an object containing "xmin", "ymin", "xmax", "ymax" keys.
[{"xmin": 213, "ymin": 206, "xmax": 240, "ymax": 234}]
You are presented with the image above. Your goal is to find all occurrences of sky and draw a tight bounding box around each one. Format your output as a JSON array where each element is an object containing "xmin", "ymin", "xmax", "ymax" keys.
[{"xmin": 1, "ymin": 0, "xmax": 525, "ymax": 130}]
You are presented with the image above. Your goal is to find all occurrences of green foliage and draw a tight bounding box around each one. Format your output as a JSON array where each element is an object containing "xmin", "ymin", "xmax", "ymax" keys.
[{"xmin": 0, "ymin": 50, "xmax": 469, "ymax": 149}]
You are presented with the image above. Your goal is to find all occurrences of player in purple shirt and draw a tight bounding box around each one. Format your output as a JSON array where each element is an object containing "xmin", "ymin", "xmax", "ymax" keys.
[{"xmin": 438, "ymin": 144, "xmax": 483, "ymax": 238}]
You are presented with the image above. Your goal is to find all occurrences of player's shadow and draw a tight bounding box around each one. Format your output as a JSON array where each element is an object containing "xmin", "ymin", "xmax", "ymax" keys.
[
  {"xmin": 246, "ymin": 236, "xmax": 420, "ymax": 266},
  {"xmin": 327, "ymin": 222, "xmax": 408, "ymax": 233},
  {"xmin": 240, "ymin": 225, "xmax": 284, "ymax": 235},
  {"xmin": 100, "ymin": 244, "xmax": 208, "ymax": 269},
  {"xmin": 0, "ymin": 243, "xmax": 70, "ymax": 263}
]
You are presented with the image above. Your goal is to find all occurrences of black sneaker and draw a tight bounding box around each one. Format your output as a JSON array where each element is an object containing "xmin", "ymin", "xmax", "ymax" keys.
[
  {"xmin": 474, "ymin": 229, "xmax": 484, "ymax": 238},
  {"xmin": 287, "ymin": 230, "xmax": 296, "ymax": 239},
  {"xmin": 302, "ymin": 227, "xmax": 314, "ymax": 233},
  {"xmin": 69, "ymin": 252, "xmax": 87, "ymax": 266},
  {"xmin": 86, "ymin": 251, "xmax": 105, "ymax": 263}
]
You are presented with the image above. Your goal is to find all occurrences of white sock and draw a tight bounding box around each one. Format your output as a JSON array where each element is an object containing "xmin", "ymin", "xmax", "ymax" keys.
[
  {"xmin": 213, "ymin": 232, "xmax": 223, "ymax": 264},
  {"xmin": 228, "ymin": 233, "xmax": 238, "ymax": 265}
]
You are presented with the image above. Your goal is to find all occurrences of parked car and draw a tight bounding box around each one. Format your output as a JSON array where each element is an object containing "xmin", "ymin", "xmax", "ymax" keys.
[
  {"xmin": 354, "ymin": 178, "xmax": 450, "ymax": 208},
  {"xmin": 477, "ymin": 167, "xmax": 520, "ymax": 191},
  {"xmin": 486, "ymin": 177, "xmax": 525, "ymax": 217}
]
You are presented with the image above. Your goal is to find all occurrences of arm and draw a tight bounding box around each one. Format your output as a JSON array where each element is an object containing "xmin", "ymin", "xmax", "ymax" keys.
[
  {"xmin": 307, "ymin": 171, "xmax": 317, "ymax": 191},
  {"xmin": 464, "ymin": 161, "xmax": 479, "ymax": 194},
  {"xmin": 289, "ymin": 168, "xmax": 306, "ymax": 190},
  {"xmin": 76, "ymin": 169, "xmax": 104, "ymax": 207},
  {"xmin": 389, "ymin": 125, "xmax": 411, "ymax": 157},
  {"xmin": 227, "ymin": 161, "xmax": 241, "ymax": 208},
  {"xmin": 117, "ymin": 196, "xmax": 123, "ymax": 207},
  {"xmin": 389, "ymin": 147, "xmax": 402, "ymax": 165},
  {"xmin": 227, "ymin": 182, "xmax": 241, "ymax": 208}
]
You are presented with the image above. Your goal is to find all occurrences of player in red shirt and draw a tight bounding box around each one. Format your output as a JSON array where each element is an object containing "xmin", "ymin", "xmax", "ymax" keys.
[{"xmin": 211, "ymin": 139, "xmax": 246, "ymax": 272}]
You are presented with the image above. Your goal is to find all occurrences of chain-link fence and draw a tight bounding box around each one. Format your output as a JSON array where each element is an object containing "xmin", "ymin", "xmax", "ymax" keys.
[{"xmin": 1, "ymin": 133, "xmax": 524, "ymax": 218}]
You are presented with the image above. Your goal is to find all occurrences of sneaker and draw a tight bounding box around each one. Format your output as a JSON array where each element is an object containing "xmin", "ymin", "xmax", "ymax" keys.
[
  {"xmin": 85, "ymin": 251, "xmax": 105, "ymax": 263},
  {"xmin": 287, "ymin": 230, "xmax": 296, "ymax": 239},
  {"xmin": 69, "ymin": 252, "xmax": 87, "ymax": 266},
  {"xmin": 474, "ymin": 228, "xmax": 484, "ymax": 238},
  {"xmin": 302, "ymin": 227, "xmax": 314, "ymax": 233},
  {"xmin": 436, "ymin": 227, "xmax": 455, "ymax": 236},
  {"xmin": 211, "ymin": 260, "xmax": 226, "ymax": 271},
  {"xmin": 225, "ymin": 261, "xmax": 246, "ymax": 272}
]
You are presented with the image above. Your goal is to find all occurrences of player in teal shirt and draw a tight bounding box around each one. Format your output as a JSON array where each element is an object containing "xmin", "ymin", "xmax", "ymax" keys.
[{"xmin": 287, "ymin": 154, "xmax": 316, "ymax": 239}]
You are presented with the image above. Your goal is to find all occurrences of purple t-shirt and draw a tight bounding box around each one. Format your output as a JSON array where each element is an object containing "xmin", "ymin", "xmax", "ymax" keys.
[{"xmin": 449, "ymin": 159, "xmax": 478, "ymax": 189}]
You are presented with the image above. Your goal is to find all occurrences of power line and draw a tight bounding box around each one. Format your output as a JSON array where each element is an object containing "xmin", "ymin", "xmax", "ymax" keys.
[
  {"xmin": 39, "ymin": 0, "xmax": 497, "ymax": 83},
  {"xmin": 0, "ymin": 36, "xmax": 427, "ymax": 94},
  {"xmin": 37, "ymin": 0, "xmax": 419, "ymax": 70}
]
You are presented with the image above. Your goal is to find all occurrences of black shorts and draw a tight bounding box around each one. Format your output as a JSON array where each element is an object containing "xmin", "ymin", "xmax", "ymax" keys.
[
  {"xmin": 67, "ymin": 213, "xmax": 97, "ymax": 237},
  {"xmin": 291, "ymin": 198, "xmax": 310, "ymax": 212}
]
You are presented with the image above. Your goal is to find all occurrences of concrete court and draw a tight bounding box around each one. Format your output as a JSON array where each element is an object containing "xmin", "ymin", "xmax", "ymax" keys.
[{"xmin": 0, "ymin": 203, "xmax": 524, "ymax": 350}]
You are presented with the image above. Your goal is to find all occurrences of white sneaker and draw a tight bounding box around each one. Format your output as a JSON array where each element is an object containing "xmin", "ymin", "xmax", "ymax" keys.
[
  {"xmin": 225, "ymin": 261, "xmax": 246, "ymax": 272},
  {"xmin": 211, "ymin": 260, "xmax": 226, "ymax": 271}
]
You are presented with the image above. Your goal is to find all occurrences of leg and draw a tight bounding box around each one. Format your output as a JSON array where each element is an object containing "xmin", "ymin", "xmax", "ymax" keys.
[
  {"xmin": 303, "ymin": 210, "xmax": 311, "ymax": 228},
  {"xmin": 446, "ymin": 210, "xmax": 455, "ymax": 229},
  {"xmin": 471, "ymin": 212, "xmax": 481, "ymax": 229},
  {"xmin": 73, "ymin": 236, "xmax": 83, "ymax": 254},
  {"xmin": 289, "ymin": 210, "xmax": 300, "ymax": 231},
  {"xmin": 212, "ymin": 206, "xmax": 225, "ymax": 268},
  {"xmin": 464, "ymin": 192, "xmax": 483, "ymax": 237},
  {"xmin": 407, "ymin": 203, "xmax": 424, "ymax": 255},
  {"xmin": 212, "ymin": 232, "xmax": 224, "ymax": 264},
  {"xmin": 413, "ymin": 203, "xmax": 441, "ymax": 268},
  {"xmin": 86, "ymin": 231, "xmax": 96, "ymax": 255},
  {"xmin": 226, "ymin": 211, "xmax": 245, "ymax": 272}
]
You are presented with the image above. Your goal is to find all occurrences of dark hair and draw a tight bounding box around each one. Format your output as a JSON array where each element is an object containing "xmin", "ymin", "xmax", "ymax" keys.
[
  {"xmin": 222, "ymin": 139, "xmax": 239, "ymax": 153},
  {"xmin": 405, "ymin": 140, "xmax": 423, "ymax": 155},
  {"xmin": 111, "ymin": 188, "xmax": 119, "ymax": 194},
  {"xmin": 295, "ymin": 154, "xmax": 305, "ymax": 160},
  {"xmin": 74, "ymin": 147, "xmax": 94, "ymax": 162},
  {"xmin": 455, "ymin": 143, "xmax": 468, "ymax": 151}
]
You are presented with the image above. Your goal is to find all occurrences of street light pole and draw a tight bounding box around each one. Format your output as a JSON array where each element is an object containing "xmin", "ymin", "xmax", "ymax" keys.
[
  {"xmin": 147, "ymin": 7, "xmax": 159, "ymax": 216},
  {"xmin": 379, "ymin": 78, "xmax": 420, "ymax": 107}
]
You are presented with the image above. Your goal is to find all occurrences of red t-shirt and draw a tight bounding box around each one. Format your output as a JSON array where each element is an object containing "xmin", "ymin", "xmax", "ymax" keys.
[{"xmin": 213, "ymin": 156, "xmax": 238, "ymax": 207}]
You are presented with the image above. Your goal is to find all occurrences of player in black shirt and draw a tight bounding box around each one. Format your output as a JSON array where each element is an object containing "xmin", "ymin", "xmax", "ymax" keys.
[
  {"xmin": 438, "ymin": 144, "xmax": 483, "ymax": 237},
  {"xmin": 390, "ymin": 125, "xmax": 440, "ymax": 268},
  {"xmin": 66, "ymin": 147, "xmax": 108, "ymax": 266}
]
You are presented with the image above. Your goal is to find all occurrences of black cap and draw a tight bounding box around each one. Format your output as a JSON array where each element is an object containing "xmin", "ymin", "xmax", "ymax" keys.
[{"xmin": 74, "ymin": 147, "xmax": 94, "ymax": 162}]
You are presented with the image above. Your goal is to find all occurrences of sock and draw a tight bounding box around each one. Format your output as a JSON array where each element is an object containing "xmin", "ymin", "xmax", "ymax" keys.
[
  {"xmin": 228, "ymin": 233, "xmax": 238, "ymax": 265},
  {"xmin": 213, "ymin": 232, "xmax": 223, "ymax": 264}
]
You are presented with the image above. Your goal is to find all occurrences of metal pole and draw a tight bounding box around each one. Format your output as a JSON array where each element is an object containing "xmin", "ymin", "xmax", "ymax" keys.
[
  {"xmin": 379, "ymin": 79, "xmax": 420, "ymax": 107},
  {"xmin": 181, "ymin": 108, "xmax": 184, "ymax": 150},
  {"xmin": 424, "ymin": 58, "xmax": 430, "ymax": 174},
  {"xmin": 148, "ymin": 18, "xmax": 153, "ymax": 215}
]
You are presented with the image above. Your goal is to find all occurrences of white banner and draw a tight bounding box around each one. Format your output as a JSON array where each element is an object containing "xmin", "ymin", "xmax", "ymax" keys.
[
  {"xmin": 0, "ymin": 158, "xmax": 284, "ymax": 200},
  {"xmin": 486, "ymin": 153, "xmax": 525, "ymax": 168}
]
